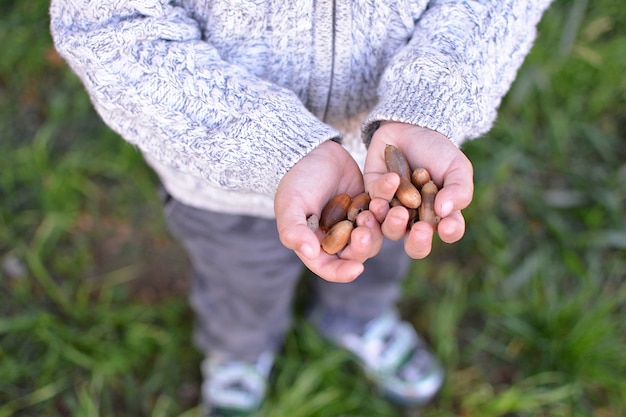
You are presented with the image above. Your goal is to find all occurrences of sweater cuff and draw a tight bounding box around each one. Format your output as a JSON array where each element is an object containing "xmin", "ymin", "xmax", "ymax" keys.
[{"xmin": 362, "ymin": 53, "xmax": 496, "ymax": 147}]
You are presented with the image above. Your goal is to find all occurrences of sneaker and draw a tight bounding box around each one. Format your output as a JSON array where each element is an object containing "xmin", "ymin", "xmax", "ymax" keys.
[
  {"xmin": 201, "ymin": 351, "xmax": 274, "ymax": 416},
  {"xmin": 312, "ymin": 309, "xmax": 444, "ymax": 406}
]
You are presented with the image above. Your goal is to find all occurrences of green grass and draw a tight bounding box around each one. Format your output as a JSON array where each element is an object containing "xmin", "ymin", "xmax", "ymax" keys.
[{"xmin": 1, "ymin": 0, "xmax": 625, "ymax": 416}]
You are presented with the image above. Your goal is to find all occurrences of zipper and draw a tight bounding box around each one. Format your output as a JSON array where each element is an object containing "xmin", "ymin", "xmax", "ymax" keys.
[
  {"xmin": 307, "ymin": 0, "xmax": 337, "ymax": 122},
  {"xmin": 322, "ymin": 0, "xmax": 336, "ymax": 123}
]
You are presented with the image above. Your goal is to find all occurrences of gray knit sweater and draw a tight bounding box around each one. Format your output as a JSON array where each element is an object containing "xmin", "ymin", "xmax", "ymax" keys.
[{"xmin": 50, "ymin": 0, "xmax": 552, "ymax": 218}]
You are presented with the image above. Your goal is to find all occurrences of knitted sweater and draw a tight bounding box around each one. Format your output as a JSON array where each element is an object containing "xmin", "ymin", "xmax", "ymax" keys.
[{"xmin": 50, "ymin": 0, "xmax": 552, "ymax": 218}]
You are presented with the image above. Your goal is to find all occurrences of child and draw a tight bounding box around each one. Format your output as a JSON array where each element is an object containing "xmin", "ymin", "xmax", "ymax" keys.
[{"xmin": 50, "ymin": 1, "xmax": 552, "ymax": 415}]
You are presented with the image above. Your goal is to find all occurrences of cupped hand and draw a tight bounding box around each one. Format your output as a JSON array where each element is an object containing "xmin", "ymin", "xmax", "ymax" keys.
[
  {"xmin": 363, "ymin": 122, "xmax": 474, "ymax": 259},
  {"xmin": 275, "ymin": 140, "xmax": 384, "ymax": 283}
]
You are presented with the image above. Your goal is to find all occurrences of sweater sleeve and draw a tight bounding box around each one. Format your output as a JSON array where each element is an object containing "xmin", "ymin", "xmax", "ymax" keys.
[
  {"xmin": 49, "ymin": 0, "xmax": 339, "ymax": 198},
  {"xmin": 362, "ymin": 0, "xmax": 553, "ymax": 146}
]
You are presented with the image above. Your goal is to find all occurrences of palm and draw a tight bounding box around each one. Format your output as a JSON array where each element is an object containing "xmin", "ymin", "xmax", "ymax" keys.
[
  {"xmin": 275, "ymin": 140, "xmax": 383, "ymax": 283},
  {"xmin": 363, "ymin": 123, "xmax": 474, "ymax": 258}
]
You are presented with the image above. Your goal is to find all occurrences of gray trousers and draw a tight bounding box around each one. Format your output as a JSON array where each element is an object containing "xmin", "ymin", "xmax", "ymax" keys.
[{"xmin": 163, "ymin": 195, "xmax": 411, "ymax": 362}]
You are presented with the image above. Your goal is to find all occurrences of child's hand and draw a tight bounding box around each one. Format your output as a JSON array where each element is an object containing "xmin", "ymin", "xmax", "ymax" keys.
[
  {"xmin": 275, "ymin": 140, "xmax": 383, "ymax": 283},
  {"xmin": 364, "ymin": 122, "xmax": 474, "ymax": 259}
]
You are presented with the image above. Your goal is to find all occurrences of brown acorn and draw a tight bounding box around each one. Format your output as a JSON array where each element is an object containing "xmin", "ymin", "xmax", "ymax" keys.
[
  {"xmin": 320, "ymin": 193, "xmax": 351, "ymax": 232},
  {"xmin": 395, "ymin": 177, "xmax": 422, "ymax": 209},
  {"xmin": 384, "ymin": 144, "xmax": 412, "ymax": 181},
  {"xmin": 411, "ymin": 167, "xmax": 432, "ymax": 189},
  {"xmin": 321, "ymin": 220, "xmax": 354, "ymax": 254},
  {"xmin": 407, "ymin": 208, "xmax": 420, "ymax": 229},
  {"xmin": 347, "ymin": 193, "xmax": 371, "ymax": 222},
  {"xmin": 418, "ymin": 180, "xmax": 439, "ymax": 227}
]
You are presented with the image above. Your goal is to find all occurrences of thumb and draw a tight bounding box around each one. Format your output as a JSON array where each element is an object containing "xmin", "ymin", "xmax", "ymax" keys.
[
  {"xmin": 276, "ymin": 208, "xmax": 321, "ymax": 260},
  {"xmin": 436, "ymin": 159, "xmax": 474, "ymax": 218},
  {"xmin": 278, "ymin": 223, "xmax": 321, "ymax": 260}
]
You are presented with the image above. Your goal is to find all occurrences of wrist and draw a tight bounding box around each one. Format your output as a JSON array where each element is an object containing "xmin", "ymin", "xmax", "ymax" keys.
[{"xmin": 374, "ymin": 122, "xmax": 449, "ymax": 144}]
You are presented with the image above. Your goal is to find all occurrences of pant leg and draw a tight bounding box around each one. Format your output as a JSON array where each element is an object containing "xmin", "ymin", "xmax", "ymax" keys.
[
  {"xmin": 310, "ymin": 238, "xmax": 411, "ymax": 332},
  {"xmin": 162, "ymin": 196, "xmax": 304, "ymax": 362}
]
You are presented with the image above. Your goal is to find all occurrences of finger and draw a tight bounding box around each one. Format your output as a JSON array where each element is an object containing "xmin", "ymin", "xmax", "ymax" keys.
[
  {"xmin": 436, "ymin": 184, "xmax": 473, "ymax": 219},
  {"xmin": 436, "ymin": 159, "xmax": 474, "ymax": 218},
  {"xmin": 436, "ymin": 210, "xmax": 466, "ymax": 243},
  {"xmin": 381, "ymin": 205, "xmax": 410, "ymax": 241},
  {"xmin": 278, "ymin": 222, "xmax": 321, "ymax": 260},
  {"xmin": 348, "ymin": 210, "xmax": 384, "ymax": 259},
  {"xmin": 366, "ymin": 172, "xmax": 400, "ymax": 202},
  {"xmin": 404, "ymin": 221, "xmax": 434, "ymax": 259},
  {"xmin": 298, "ymin": 254, "xmax": 365, "ymax": 283},
  {"xmin": 337, "ymin": 226, "xmax": 374, "ymax": 262},
  {"xmin": 369, "ymin": 197, "xmax": 390, "ymax": 224},
  {"xmin": 282, "ymin": 220, "xmax": 367, "ymax": 283},
  {"xmin": 332, "ymin": 212, "xmax": 381, "ymax": 263}
]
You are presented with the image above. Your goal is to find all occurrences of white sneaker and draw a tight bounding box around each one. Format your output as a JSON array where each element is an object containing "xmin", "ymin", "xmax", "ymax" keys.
[
  {"xmin": 313, "ymin": 309, "xmax": 444, "ymax": 406},
  {"xmin": 201, "ymin": 351, "xmax": 274, "ymax": 416}
]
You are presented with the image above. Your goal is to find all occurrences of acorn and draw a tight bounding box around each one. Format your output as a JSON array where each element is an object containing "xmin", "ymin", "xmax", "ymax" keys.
[
  {"xmin": 395, "ymin": 177, "xmax": 422, "ymax": 209},
  {"xmin": 320, "ymin": 193, "xmax": 351, "ymax": 232},
  {"xmin": 384, "ymin": 144, "xmax": 412, "ymax": 181},
  {"xmin": 347, "ymin": 193, "xmax": 371, "ymax": 223},
  {"xmin": 418, "ymin": 180, "xmax": 440, "ymax": 227},
  {"xmin": 321, "ymin": 220, "xmax": 354, "ymax": 254}
]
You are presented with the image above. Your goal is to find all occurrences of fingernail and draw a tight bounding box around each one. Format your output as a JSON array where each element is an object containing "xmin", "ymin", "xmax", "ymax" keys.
[
  {"xmin": 361, "ymin": 212, "xmax": 376, "ymax": 228},
  {"xmin": 414, "ymin": 229, "xmax": 430, "ymax": 241},
  {"xmin": 300, "ymin": 243, "xmax": 314, "ymax": 259},
  {"xmin": 441, "ymin": 200, "xmax": 453, "ymax": 217}
]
